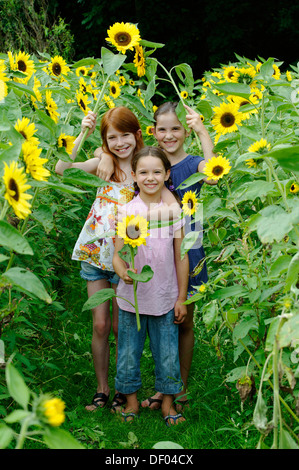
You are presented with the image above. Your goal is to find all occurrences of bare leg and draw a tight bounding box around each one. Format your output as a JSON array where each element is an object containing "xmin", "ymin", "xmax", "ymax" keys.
[
  {"xmin": 120, "ymin": 392, "xmax": 139, "ymax": 422},
  {"xmin": 85, "ymin": 279, "xmax": 112, "ymax": 411},
  {"xmin": 162, "ymin": 395, "xmax": 186, "ymax": 426}
]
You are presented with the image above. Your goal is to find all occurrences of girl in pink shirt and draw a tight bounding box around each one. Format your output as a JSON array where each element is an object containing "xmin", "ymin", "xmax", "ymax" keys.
[{"xmin": 112, "ymin": 146, "xmax": 189, "ymax": 426}]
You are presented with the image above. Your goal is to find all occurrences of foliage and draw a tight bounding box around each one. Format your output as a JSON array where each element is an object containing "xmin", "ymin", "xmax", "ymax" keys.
[
  {"xmin": 0, "ymin": 0, "xmax": 75, "ymax": 61},
  {"xmin": 0, "ymin": 22, "xmax": 298, "ymax": 449}
]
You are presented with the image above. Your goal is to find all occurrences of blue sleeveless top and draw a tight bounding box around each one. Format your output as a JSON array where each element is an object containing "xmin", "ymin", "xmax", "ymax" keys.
[{"xmin": 170, "ymin": 155, "xmax": 208, "ymax": 293}]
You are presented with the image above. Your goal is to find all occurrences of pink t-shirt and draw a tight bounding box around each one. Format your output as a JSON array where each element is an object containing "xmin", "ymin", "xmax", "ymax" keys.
[{"xmin": 116, "ymin": 195, "xmax": 185, "ymax": 316}]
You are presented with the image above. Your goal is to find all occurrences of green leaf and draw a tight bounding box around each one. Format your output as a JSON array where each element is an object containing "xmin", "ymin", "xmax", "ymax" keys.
[
  {"xmin": 269, "ymin": 255, "xmax": 292, "ymax": 278},
  {"xmin": 233, "ymin": 317, "xmax": 258, "ymax": 343},
  {"xmin": 279, "ymin": 428, "xmax": 299, "ymax": 449},
  {"xmin": 233, "ymin": 180, "xmax": 275, "ymax": 203},
  {"xmin": 258, "ymin": 57, "xmax": 275, "ymax": 81},
  {"xmin": 4, "ymin": 409, "xmax": 30, "ymax": 423},
  {"xmin": 0, "ymin": 423, "xmax": 14, "ymax": 449},
  {"xmin": 202, "ymin": 300, "xmax": 219, "ymax": 330},
  {"xmin": 140, "ymin": 39, "xmax": 165, "ymax": 49},
  {"xmin": 82, "ymin": 288, "xmax": 116, "ymax": 311},
  {"xmin": 211, "ymin": 285, "xmax": 248, "ymax": 300},
  {"xmin": 153, "ymin": 441, "xmax": 184, "ymax": 449},
  {"xmin": 256, "ymin": 205, "xmax": 294, "ymax": 243},
  {"xmin": 62, "ymin": 168, "xmax": 108, "ymax": 187},
  {"xmin": 278, "ymin": 314, "xmax": 299, "ymax": 349},
  {"xmin": 266, "ymin": 145, "xmax": 299, "ymax": 173},
  {"xmin": 180, "ymin": 231, "xmax": 201, "ymax": 258},
  {"xmin": 3, "ymin": 267, "xmax": 52, "ymax": 303},
  {"xmin": 177, "ymin": 172, "xmax": 205, "ymax": 189},
  {"xmin": 285, "ymin": 252, "xmax": 299, "ymax": 291},
  {"xmin": 31, "ymin": 205, "xmax": 54, "ymax": 234},
  {"xmin": 121, "ymin": 93, "xmax": 153, "ymax": 120},
  {"xmin": 253, "ymin": 389, "xmax": 269, "ymax": 434},
  {"xmin": 213, "ymin": 82, "xmax": 251, "ymax": 98},
  {"xmin": 43, "ymin": 427, "xmax": 85, "ymax": 449},
  {"xmin": 29, "ymin": 179, "xmax": 86, "ymax": 195},
  {"xmin": 0, "ymin": 221, "xmax": 33, "ymax": 255},
  {"xmin": 127, "ymin": 264, "xmax": 154, "ymax": 282},
  {"xmin": 175, "ymin": 63, "xmax": 194, "ymax": 93},
  {"xmin": 5, "ymin": 363, "xmax": 30, "ymax": 409},
  {"xmin": 101, "ymin": 47, "xmax": 126, "ymax": 76},
  {"xmin": 0, "ymin": 139, "xmax": 22, "ymax": 167},
  {"xmin": 8, "ymin": 80, "xmax": 37, "ymax": 98}
]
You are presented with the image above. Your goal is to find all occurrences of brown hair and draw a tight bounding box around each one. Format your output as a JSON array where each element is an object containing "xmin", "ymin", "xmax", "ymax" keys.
[
  {"xmin": 153, "ymin": 101, "xmax": 178, "ymax": 125},
  {"xmin": 100, "ymin": 106, "xmax": 144, "ymax": 182},
  {"xmin": 131, "ymin": 146, "xmax": 180, "ymax": 202}
]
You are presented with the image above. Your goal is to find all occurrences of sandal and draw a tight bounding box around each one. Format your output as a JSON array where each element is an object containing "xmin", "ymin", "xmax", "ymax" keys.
[
  {"xmin": 121, "ymin": 411, "xmax": 138, "ymax": 422},
  {"xmin": 111, "ymin": 392, "xmax": 127, "ymax": 413},
  {"xmin": 164, "ymin": 413, "xmax": 184, "ymax": 427},
  {"xmin": 142, "ymin": 396, "xmax": 163, "ymax": 410},
  {"xmin": 86, "ymin": 392, "xmax": 109, "ymax": 411}
]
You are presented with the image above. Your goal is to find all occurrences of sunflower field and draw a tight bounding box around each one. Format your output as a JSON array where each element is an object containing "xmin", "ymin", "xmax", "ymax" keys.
[{"xmin": 0, "ymin": 22, "xmax": 299, "ymax": 450}]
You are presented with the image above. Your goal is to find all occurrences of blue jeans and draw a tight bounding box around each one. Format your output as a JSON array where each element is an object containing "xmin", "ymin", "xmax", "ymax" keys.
[
  {"xmin": 80, "ymin": 261, "xmax": 119, "ymax": 284},
  {"xmin": 115, "ymin": 307, "xmax": 183, "ymax": 395}
]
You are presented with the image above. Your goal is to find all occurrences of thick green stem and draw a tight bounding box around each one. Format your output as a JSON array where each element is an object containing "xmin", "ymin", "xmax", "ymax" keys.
[{"xmin": 130, "ymin": 246, "xmax": 141, "ymax": 331}]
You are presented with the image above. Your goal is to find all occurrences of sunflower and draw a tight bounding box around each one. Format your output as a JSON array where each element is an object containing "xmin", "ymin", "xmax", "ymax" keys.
[
  {"xmin": 48, "ymin": 55, "xmax": 70, "ymax": 77},
  {"xmin": 180, "ymin": 90, "xmax": 188, "ymax": 99},
  {"xmin": 117, "ymin": 214, "xmax": 149, "ymax": 248},
  {"xmin": 229, "ymin": 95, "xmax": 257, "ymax": 119},
  {"xmin": 103, "ymin": 94, "xmax": 115, "ymax": 109},
  {"xmin": 290, "ymin": 183, "xmax": 299, "ymax": 193},
  {"xmin": 3, "ymin": 160, "xmax": 32, "ymax": 219},
  {"xmin": 211, "ymin": 102, "xmax": 243, "ymax": 136},
  {"xmin": 203, "ymin": 155, "xmax": 231, "ymax": 181},
  {"xmin": 119, "ymin": 75, "xmax": 126, "ymax": 86},
  {"xmin": 31, "ymin": 76, "xmax": 42, "ymax": 109},
  {"xmin": 109, "ymin": 80, "xmax": 121, "ymax": 99},
  {"xmin": 13, "ymin": 51, "xmax": 35, "ymax": 82},
  {"xmin": 230, "ymin": 66, "xmax": 256, "ymax": 86},
  {"xmin": 106, "ymin": 22, "xmax": 141, "ymax": 54},
  {"xmin": 75, "ymin": 90, "xmax": 91, "ymax": 115},
  {"xmin": 45, "ymin": 90, "xmax": 60, "ymax": 123},
  {"xmin": 146, "ymin": 125, "xmax": 154, "ymax": 136},
  {"xmin": 58, "ymin": 133, "xmax": 76, "ymax": 155},
  {"xmin": 286, "ymin": 71, "xmax": 292, "ymax": 82},
  {"xmin": 78, "ymin": 77, "xmax": 93, "ymax": 95},
  {"xmin": 22, "ymin": 141, "xmax": 50, "ymax": 181},
  {"xmin": 223, "ymin": 65, "xmax": 236, "ymax": 82},
  {"xmin": 0, "ymin": 79, "xmax": 8, "ymax": 101},
  {"xmin": 248, "ymin": 138, "xmax": 270, "ymax": 154},
  {"xmin": 76, "ymin": 66, "xmax": 88, "ymax": 77},
  {"xmin": 245, "ymin": 158, "xmax": 257, "ymax": 168},
  {"xmin": 133, "ymin": 45, "xmax": 146, "ymax": 77},
  {"xmin": 15, "ymin": 117, "xmax": 39, "ymax": 145},
  {"xmin": 181, "ymin": 190, "xmax": 199, "ymax": 216}
]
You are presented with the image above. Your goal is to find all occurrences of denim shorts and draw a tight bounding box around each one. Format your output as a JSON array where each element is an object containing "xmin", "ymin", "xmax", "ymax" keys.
[
  {"xmin": 80, "ymin": 261, "xmax": 119, "ymax": 284},
  {"xmin": 115, "ymin": 307, "xmax": 183, "ymax": 395}
]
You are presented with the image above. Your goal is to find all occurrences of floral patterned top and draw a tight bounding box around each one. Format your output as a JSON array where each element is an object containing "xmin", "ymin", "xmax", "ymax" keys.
[{"xmin": 72, "ymin": 182, "xmax": 135, "ymax": 272}]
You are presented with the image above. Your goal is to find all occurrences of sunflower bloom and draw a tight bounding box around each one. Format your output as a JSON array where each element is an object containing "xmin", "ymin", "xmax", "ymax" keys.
[
  {"xmin": 180, "ymin": 90, "xmax": 188, "ymax": 99},
  {"xmin": 76, "ymin": 90, "xmax": 91, "ymax": 115},
  {"xmin": 106, "ymin": 22, "xmax": 141, "ymax": 54},
  {"xmin": 133, "ymin": 45, "xmax": 146, "ymax": 77},
  {"xmin": 117, "ymin": 214, "xmax": 149, "ymax": 248},
  {"xmin": 203, "ymin": 155, "xmax": 231, "ymax": 181},
  {"xmin": 290, "ymin": 183, "xmax": 299, "ymax": 193},
  {"xmin": 22, "ymin": 141, "xmax": 50, "ymax": 181},
  {"xmin": 245, "ymin": 158, "xmax": 257, "ymax": 168},
  {"xmin": 43, "ymin": 398, "xmax": 65, "ymax": 427},
  {"xmin": 223, "ymin": 65, "xmax": 236, "ymax": 82},
  {"xmin": 45, "ymin": 90, "xmax": 60, "ymax": 123},
  {"xmin": 0, "ymin": 79, "xmax": 8, "ymax": 101},
  {"xmin": 11, "ymin": 51, "xmax": 35, "ymax": 83},
  {"xmin": 231, "ymin": 66, "xmax": 256, "ymax": 86},
  {"xmin": 109, "ymin": 80, "xmax": 121, "ymax": 99},
  {"xmin": 78, "ymin": 77, "xmax": 93, "ymax": 95},
  {"xmin": 182, "ymin": 191, "xmax": 199, "ymax": 216},
  {"xmin": 15, "ymin": 117, "xmax": 39, "ymax": 145},
  {"xmin": 3, "ymin": 161, "xmax": 32, "ymax": 219},
  {"xmin": 48, "ymin": 55, "xmax": 70, "ymax": 77},
  {"xmin": 146, "ymin": 125, "xmax": 153, "ymax": 136},
  {"xmin": 211, "ymin": 102, "xmax": 243, "ymax": 136},
  {"xmin": 31, "ymin": 77, "xmax": 42, "ymax": 108},
  {"xmin": 58, "ymin": 133, "xmax": 76, "ymax": 155},
  {"xmin": 103, "ymin": 94, "xmax": 115, "ymax": 108},
  {"xmin": 248, "ymin": 138, "xmax": 270, "ymax": 154}
]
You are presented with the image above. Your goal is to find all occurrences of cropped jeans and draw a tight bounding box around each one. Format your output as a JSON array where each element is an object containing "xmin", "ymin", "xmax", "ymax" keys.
[{"xmin": 115, "ymin": 307, "xmax": 183, "ymax": 396}]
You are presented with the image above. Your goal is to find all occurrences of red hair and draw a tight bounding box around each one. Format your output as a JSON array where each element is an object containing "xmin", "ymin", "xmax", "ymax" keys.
[{"xmin": 100, "ymin": 106, "xmax": 144, "ymax": 182}]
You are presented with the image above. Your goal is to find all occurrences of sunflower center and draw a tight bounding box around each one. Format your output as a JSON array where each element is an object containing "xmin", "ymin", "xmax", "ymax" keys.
[
  {"xmin": 52, "ymin": 62, "xmax": 62, "ymax": 76},
  {"xmin": 188, "ymin": 198, "xmax": 194, "ymax": 209},
  {"xmin": 115, "ymin": 32, "xmax": 132, "ymax": 46},
  {"xmin": 228, "ymin": 71, "xmax": 235, "ymax": 79},
  {"xmin": 79, "ymin": 99, "xmax": 86, "ymax": 110},
  {"xmin": 9, "ymin": 178, "xmax": 19, "ymax": 201},
  {"xmin": 220, "ymin": 112, "xmax": 235, "ymax": 128},
  {"xmin": 61, "ymin": 138, "xmax": 67, "ymax": 147},
  {"xmin": 111, "ymin": 86, "xmax": 116, "ymax": 95},
  {"xmin": 212, "ymin": 165, "xmax": 224, "ymax": 176},
  {"xmin": 126, "ymin": 224, "xmax": 140, "ymax": 240},
  {"xmin": 19, "ymin": 130, "xmax": 27, "ymax": 139},
  {"xmin": 17, "ymin": 60, "xmax": 27, "ymax": 72}
]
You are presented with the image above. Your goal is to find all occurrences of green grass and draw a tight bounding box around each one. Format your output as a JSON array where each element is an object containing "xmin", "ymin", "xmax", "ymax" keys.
[{"xmin": 1, "ymin": 259, "xmax": 258, "ymax": 450}]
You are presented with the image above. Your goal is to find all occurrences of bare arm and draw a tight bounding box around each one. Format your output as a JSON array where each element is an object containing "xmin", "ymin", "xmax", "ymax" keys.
[
  {"xmin": 95, "ymin": 150, "xmax": 115, "ymax": 181},
  {"xmin": 55, "ymin": 111, "xmax": 99, "ymax": 175},
  {"xmin": 173, "ymin": 227, "xmax": 189, "ymax": 324},
  {"xmin": 184, "ymin": 104, "xmax": 218, "ymax": 186}
]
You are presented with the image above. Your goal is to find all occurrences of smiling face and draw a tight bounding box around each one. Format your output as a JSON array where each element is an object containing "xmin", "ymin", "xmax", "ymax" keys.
[
  {"xmin": 153, "ymin": 111, "xmax": 187, "ymax": 158},
  {"xmin": 132, "ymin": 155, "xmax": 170, "ymax": 200},
  {"xmin": 106, "ymin": 124, "xmax": 140, "ymax": 161}
]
